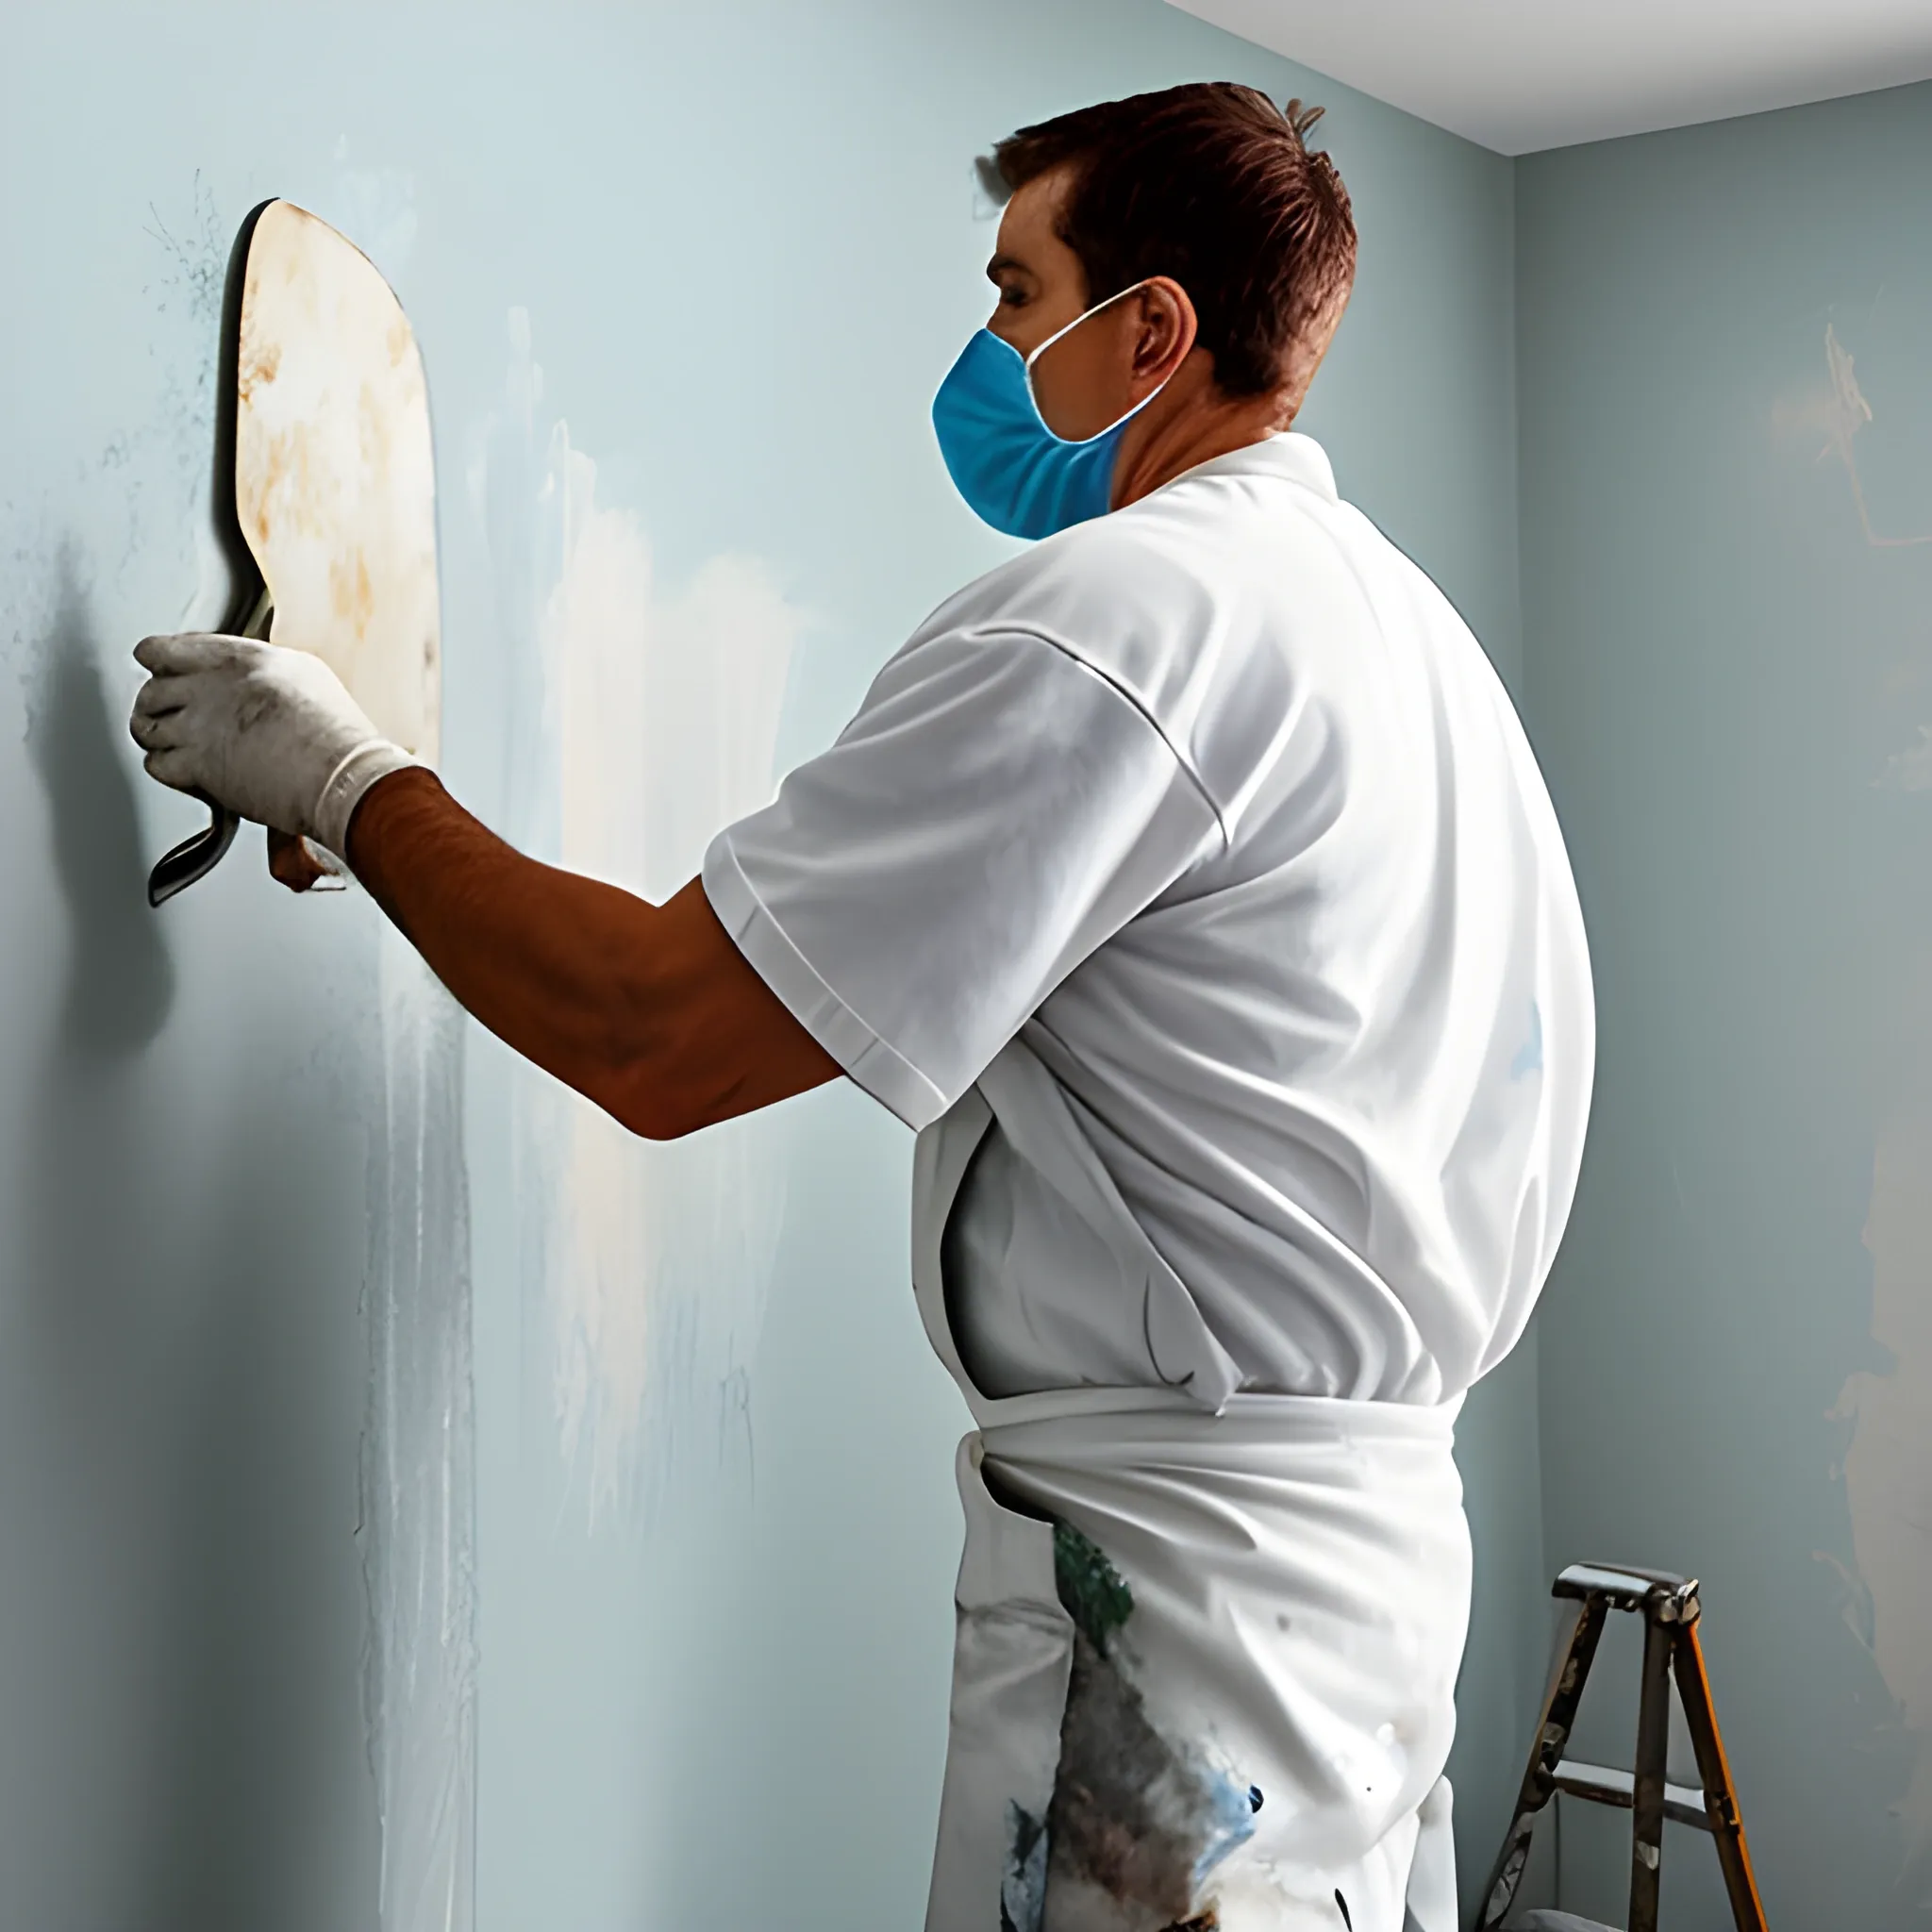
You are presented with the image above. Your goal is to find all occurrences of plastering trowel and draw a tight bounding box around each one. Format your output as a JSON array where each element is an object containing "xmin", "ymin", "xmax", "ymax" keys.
[{"xmin": 147, "ymin": 198, "xmax": 441, "ymax": 906}]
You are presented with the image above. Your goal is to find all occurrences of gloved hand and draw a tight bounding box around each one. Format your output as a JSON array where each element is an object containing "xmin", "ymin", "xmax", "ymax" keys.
[{"xmin": 129, "ymin": 632, "xmax": 420, "ymax": 859}]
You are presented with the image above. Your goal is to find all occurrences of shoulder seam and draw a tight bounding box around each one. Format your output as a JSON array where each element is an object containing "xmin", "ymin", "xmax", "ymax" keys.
[{"xmin": 955, "ymin": 621, "xmax": 1231, "ymax": 848}]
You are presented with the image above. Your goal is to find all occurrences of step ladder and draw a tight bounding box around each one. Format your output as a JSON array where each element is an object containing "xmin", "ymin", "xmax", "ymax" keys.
[{"xmin": 1476, "ymin": 1562, "xmax": 1768, "ymax": 1932}]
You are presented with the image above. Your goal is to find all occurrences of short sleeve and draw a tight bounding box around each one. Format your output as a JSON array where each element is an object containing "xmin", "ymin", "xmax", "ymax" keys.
[{"xmin": 702, "ymin": 625, "xmax": 1222, "ymax": 1129}]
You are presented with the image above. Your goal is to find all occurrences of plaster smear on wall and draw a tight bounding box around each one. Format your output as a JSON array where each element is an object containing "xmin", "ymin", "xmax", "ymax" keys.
[
  {"xmin": 1774, "ymin": 325, "xmax": 1932, "ymax": 552},
  {"xmin": 1837, "ymin": 1118, "xmax": 1932, "ymax": 1899},
  {"xmin": 1774, "ymin": 317, "xmax": 1932, "ymax": 799},
  {"xmin": 1782, "ymin": 309, "xmax": 1932, "ymax": 1897},
  {"xmin": 363, "ymin": 929, "xmax": 476, "ymax": 1932},
  {"xmin": 472, "ymin": 311, "xmax": 799, "ymax": 1519}
]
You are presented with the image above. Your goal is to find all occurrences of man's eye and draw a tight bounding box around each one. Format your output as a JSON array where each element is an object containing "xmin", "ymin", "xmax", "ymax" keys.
[{"xmin": 997, "ymin": 283, "xmax": 1028, "ymax": 308}]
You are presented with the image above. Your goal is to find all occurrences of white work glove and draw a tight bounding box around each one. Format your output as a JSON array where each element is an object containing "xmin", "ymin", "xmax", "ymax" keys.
[{"xmin": 129, "ymin": 632, "xmax": 418, "ymax": 859}]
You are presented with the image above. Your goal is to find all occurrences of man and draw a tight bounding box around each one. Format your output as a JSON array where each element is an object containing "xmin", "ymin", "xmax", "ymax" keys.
[{"xmin": 131, "ymin": 84, "xmax": 1591, "ymax": 1932}]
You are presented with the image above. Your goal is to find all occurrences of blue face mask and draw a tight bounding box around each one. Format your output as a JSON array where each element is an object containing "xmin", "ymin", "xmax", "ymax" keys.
[{"xmin": 930, "ymin": 282, "xmax": 1165, "ymax": 540}]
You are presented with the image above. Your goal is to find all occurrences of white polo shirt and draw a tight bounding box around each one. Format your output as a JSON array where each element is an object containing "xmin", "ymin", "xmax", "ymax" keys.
[{"xmin": 703, "ymin": 433, "xmax": 1593, "ymax": 1407}]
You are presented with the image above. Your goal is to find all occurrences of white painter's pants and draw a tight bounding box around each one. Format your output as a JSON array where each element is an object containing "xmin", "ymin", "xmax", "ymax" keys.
[{"xmin": 913, "ymin": 1093, "xmax": 1472, "ymax": 1932}]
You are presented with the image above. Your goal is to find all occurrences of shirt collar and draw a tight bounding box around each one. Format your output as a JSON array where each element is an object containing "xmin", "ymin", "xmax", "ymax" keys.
[{"xmin": 1164, "ymin": 431, "xmax": 1340, "ymax": 504}]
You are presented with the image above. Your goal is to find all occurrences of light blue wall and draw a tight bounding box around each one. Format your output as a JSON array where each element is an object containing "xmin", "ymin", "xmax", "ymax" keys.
[
  {"xmin": 1518, "ymin": 78, "xmax": 1932, "ymax": 1930},
  {"xmin": 0, "ymin": 3, "xmax": 1538, "ymax": 1925}
]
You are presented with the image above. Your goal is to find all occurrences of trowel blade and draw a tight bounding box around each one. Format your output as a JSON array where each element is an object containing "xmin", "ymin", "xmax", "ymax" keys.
[
  {"xmin": 235, "ymin": 199, "xmax": 441, "ymax": 760},
  {"xmin": 148, "ymin": 197, "xmax": 441, "ymax": 906}
]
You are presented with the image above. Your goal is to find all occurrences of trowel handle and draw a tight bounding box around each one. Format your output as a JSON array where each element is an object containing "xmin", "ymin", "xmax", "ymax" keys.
[
  {"xmin": 144, "ymin": 583, "xmax": 271, "ymax": 909},
  {"xmin": 147, "ymin": 803, "xmax": 242, "ymax": 907}
]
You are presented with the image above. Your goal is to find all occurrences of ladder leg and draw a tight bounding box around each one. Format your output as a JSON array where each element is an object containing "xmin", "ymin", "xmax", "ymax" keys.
[
  {"xmin": 1672, "ymin": 1621, "xmax": 1769, "ymax": 1932},
  {"xmin": 1626, "ymin": 1612, "xmax": 1674, "ymax": 1932},
  {"xmin": 1477, "ymin": 1597, "xmax": 1607, "ymax": 1930}
]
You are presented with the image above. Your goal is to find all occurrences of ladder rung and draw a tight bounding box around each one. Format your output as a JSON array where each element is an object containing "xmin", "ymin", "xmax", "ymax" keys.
[{"xmin": 1551, "ymin": 1757, "xmax": 1713, "ymax": 1831}]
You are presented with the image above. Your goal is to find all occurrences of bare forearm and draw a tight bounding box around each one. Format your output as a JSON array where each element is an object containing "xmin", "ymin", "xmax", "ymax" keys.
[
  {"xmin": 344, "ymin": 769, "xmax": 839, "ymax": 1136},
  {"xmin": 345, "ymin": 769, "xmax": 669, "ymax": 1111}
]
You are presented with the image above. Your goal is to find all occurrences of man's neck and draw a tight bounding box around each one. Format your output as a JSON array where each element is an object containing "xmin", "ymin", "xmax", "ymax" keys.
[{"xmin": 1110, "ymin": 351, "xmax": 1296, "ymax": 510}]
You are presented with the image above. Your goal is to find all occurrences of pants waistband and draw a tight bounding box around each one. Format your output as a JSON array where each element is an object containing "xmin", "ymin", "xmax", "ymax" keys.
[{"xmin": 973, "ymin": 1385, "xmax": 1463, "ymax": 1457}]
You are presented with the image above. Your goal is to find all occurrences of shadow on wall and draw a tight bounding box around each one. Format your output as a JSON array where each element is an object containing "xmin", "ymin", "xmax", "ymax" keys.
[
  {"xmin": 0, "ymin": 550, "xmax": 373, "ymax": 1929},
  {"xmin": 25, "ymin": 546, "xmax": 175, "ymax": 1055}
]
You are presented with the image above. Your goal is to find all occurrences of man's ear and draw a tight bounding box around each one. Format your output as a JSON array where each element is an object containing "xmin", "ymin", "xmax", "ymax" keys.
[{"xmin": 1134, "ymin": 277, "xmax": 1197, "ymax": 387}]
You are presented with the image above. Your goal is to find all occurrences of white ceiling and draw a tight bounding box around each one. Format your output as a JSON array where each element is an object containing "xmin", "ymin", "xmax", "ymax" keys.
[{"xmin": 1167, "ymin": 0, "xmax": 1932, "ymax": 154}]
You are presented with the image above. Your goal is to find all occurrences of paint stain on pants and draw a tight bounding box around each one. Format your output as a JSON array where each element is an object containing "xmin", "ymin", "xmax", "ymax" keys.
[{"xmin": 1003, "ymin": 1523, "xmax": 1257, "ymax": 1932}]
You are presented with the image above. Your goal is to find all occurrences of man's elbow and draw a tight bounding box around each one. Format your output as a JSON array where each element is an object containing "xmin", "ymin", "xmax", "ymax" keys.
[
  {"xmin": 594, "ymin": 1049, "xmax": 818, "ymax": 1141},
  {"xmin": 584, "ymin": 974, "xmax": 704, "ymax": 1140},
  {"xmin": 594, "ymin": 1041, "xmax": 744, "ymax": 1141},
  {"xmin": 598, "ymin": 1073, "xmax": 698, "ymax": 1142}
]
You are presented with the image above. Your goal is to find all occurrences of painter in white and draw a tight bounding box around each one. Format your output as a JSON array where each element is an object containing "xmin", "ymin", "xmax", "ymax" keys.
[{"xmin": 475, "ymin": 310, "xmax": 801, "ymax": 1519}]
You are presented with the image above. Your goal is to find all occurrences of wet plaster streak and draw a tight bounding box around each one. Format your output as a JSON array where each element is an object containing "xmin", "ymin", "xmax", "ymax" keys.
[
  {"xmin": 1839, "ymin": 1111, "xmax": 1932, "ymax": 1900},
  {"xmin": 544, "ymin": 443, "xmax": 798, "ymax": 1512},
  {"xmin": 361, "ymin": 926, "xmax": 477, "ymax": 1931},
  {"xmin": 473, "ymin": 309, "xmax": 800, "ymax": 1519},
  {"xmin": 1820, "ymin": 325, "xmax": 1932, "ymax": 551}
]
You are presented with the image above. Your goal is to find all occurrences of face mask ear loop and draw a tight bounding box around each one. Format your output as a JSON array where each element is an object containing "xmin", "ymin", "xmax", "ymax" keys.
[
  {"xmin": 1019, "ymin": 278, "xmax": 1173, "ymax": 447},
  {"xmin": 1021, "ymin": 278, "xmax": 1150, "ymax": 378}
]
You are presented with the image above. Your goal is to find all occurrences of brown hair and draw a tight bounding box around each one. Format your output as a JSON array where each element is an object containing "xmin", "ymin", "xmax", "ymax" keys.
[{"xmin": 983, "ymin": 83, "xmax": 1356, "ymax": 404}]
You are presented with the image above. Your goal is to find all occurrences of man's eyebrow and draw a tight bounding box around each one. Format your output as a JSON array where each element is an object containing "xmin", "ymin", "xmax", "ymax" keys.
[{"xmin": 985, "ymin": 251, "xmax": 1031, "ymax": 282}]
